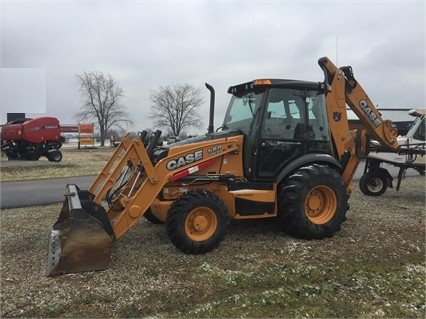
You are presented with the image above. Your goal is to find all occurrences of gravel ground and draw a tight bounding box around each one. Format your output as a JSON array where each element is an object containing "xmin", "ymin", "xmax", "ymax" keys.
[{"xmin": 1, "ymin": 176, "xmax": 425, "ymax": 318}]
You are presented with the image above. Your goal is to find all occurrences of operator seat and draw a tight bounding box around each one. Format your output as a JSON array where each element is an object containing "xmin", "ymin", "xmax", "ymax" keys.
[{"xmin": 294, "ymin": 123, "xmax": 315, "ymax": 140}]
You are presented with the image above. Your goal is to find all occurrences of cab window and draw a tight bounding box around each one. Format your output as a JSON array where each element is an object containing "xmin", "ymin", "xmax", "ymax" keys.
[{"xmin": 413, "ymin": 118, "xmax": 425, "ymax": 141}]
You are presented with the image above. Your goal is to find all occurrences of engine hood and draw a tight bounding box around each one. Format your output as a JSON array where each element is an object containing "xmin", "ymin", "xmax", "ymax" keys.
[
  {"xmin": 167, "ymin": 129, "xmax": 242, "ymax": 147},
  {"xmin": 152, "ymin": 129, "xmax": 242, "ymax": 163}
]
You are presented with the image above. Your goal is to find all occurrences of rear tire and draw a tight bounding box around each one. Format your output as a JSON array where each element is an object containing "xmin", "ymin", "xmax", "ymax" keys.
[
  {"xmin": 359, "ymin": 172, "xmax": 387, "ymax": 196},
  {"xmin": 166, "ymin": 190, "xmax": 229, "ymax": 254},
  {"xmin": 48, "ymin": 150, "xmax": 62, "ymax": 162},
  {"xmin": 278, "ymin": 164, "xmax": 349, "ymax": 239}
]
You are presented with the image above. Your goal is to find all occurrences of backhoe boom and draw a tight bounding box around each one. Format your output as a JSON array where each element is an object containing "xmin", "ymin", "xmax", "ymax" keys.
[{"xmin": 318, "ymin": 57, "xmax": 399, "ymax": 188}]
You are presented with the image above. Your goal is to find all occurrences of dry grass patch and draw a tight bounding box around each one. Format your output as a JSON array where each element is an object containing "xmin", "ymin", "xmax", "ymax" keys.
[{"xmin": 0, "ymin": 147, "xmax": 115, "ymax": 181}]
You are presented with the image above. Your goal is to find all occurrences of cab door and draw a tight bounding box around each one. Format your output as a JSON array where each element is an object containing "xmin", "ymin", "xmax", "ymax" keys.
[{"xmin": 255, "ymin": 88, "xmax": 332, "ymax": 179}]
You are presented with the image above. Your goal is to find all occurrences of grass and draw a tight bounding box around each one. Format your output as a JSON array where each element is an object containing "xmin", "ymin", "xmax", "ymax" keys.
[
  {"xmin": 0, "ymin": 146, "xmax": 115, "ymax": 181},
  {"xmin": 179, "ymin": 263, "xmax": 422, "ymax": 318}
]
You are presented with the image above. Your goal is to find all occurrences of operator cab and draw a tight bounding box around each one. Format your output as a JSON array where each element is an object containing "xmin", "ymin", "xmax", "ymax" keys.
[
  {"xmin": 223, "ymin": 79, "xmax": 332, "ymax": 181},
  {"xmin": 405, "ymin": 108, "xmax": 425, "ymax": 142}
]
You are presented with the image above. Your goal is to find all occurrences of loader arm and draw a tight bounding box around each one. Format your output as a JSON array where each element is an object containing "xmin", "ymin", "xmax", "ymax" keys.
[
  {"xmin": 89, "ymin": 134, "xmax": 242, "ymax": 238},
  {"xmin": 88, "ymin": 133, "xmax": 134, "ymax": 200},
  {"xmin": 47, "ymin": 132, "xmax": 242, "ymax": 276},
  {"xmin": 318, "ymin": 57, "xmax": 399, "ymax": 188}
]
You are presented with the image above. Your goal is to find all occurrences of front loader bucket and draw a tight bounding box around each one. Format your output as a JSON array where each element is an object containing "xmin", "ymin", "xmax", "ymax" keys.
[{"xmin": 46, "ymin": 184, "xmax": 115, "ymax": 276}]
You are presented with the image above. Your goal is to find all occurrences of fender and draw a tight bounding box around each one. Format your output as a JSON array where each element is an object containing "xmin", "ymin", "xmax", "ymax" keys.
[{"xmin": 276, "ymin": 153, "xmax": 342, "ymax": 185}]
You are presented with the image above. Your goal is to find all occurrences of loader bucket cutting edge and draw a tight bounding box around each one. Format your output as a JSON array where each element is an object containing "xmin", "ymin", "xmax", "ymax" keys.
[{"xmin": 46, "ymin": 184, "xmax": 115, "ymax": 277}]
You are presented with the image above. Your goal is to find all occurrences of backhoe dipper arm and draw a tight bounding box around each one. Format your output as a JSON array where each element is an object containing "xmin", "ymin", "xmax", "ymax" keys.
[
  {"xmin": 319, "ymin": 57, "xmax": 399, "ymax": 152},
  {"xmin": 318, "ymin": 57, "xmax": 399, "ymax": 188}
]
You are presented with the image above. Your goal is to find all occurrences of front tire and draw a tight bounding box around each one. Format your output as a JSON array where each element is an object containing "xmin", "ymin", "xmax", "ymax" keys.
[
  {"xmin": 278, "ymin": 164, "xmax": 349, "ymax": 239},
  {"xmin": 166, "ymin": 190, "xmax": 229, "ymax": 254},
  {"xmin": 144, "ymin": 208, "xmax": 164, "ymax": 224}
]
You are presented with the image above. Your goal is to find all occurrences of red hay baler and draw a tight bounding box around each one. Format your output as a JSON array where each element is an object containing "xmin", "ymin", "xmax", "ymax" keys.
[{"xmin": 1, "ymin": 117, "xmax": 63, "ymax": 162}]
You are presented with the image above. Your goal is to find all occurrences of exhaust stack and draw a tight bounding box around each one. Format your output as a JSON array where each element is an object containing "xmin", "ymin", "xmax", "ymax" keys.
[{"xmin": 205, "ymin": 83, "xmax": 215, "ymax": 134}]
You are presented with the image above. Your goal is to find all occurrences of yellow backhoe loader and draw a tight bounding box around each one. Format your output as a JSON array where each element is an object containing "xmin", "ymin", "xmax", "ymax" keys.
[{"xmin": 47, "ymin": 57, "xmax": 401, "ymax": 276}]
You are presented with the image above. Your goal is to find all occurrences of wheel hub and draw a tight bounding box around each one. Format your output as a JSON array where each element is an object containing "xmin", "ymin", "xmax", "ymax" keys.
[
  {"xmin": 368, "ymin": 177, "xmax": 383, "ymax": 191},
  {"xmin": 185, "ymin": 207, "xmax": 218, "ymax": 241},
  {"xmin": 192, "ymin": 215, "xmax": 208, "ymax": 232},
  {"xmin": 307, "ymin": 191, "xmax": 322, "ymax": 213},
  {"xmin": 305, "ymin": 186, "xmax": 336, "ymax": 224}
]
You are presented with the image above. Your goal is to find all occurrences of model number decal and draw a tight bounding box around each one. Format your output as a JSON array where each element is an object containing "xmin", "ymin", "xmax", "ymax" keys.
[
  {"xmin": 166, "ymin": 150, "xmax": 203, "ymax": 170},
  {"xmin": 359, "ymin": 99, "xmax": 382, "ymax": 127},
  {"xmin": 207, "ymin": 145, "xmax": 222, "ymax": 156}
]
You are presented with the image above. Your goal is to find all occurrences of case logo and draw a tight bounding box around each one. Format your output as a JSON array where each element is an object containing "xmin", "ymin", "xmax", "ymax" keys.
[
  {"xmin": 166, "ymin": 150, "xmax": 203, "ymax": 170},
  {"xmin": 359, "ymin": 99, "xmax": 382, "ymax": 127}
]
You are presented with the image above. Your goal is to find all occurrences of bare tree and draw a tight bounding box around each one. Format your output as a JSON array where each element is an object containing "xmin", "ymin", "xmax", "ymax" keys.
[
  {"xmin": 149, "ymin": 84, "xmax": 204, "ymax": 137},
  {"xmin": 75, "ymin": 71, "xmax": 133, "ymax": 146}
]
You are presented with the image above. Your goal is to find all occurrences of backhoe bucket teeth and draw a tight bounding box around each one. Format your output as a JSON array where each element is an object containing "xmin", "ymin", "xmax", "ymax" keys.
[{"xmin": 46, "ymin": 184, "xmax": 115, "ymax": 276}]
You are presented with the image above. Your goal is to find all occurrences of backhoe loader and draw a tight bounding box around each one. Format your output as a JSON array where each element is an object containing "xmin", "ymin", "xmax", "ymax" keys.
[{"xmin": 47, "ymin": 57, "xmax": 400, "ymax": 276}]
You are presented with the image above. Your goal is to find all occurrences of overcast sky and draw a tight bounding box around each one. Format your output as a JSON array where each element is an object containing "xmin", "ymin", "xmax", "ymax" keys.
[{"xmin": 0, "ymin": 0, "xmax": 424, "ymax": 135}]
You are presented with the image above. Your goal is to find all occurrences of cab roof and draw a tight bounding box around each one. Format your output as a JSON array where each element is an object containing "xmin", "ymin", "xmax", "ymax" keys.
[
  {"xmin": 408, "ymin": 108, "xmax": 426, "ymax": 117},
  {"xmin": 227, "ymin": 79, "xmax": 324, "ymax": 95}
]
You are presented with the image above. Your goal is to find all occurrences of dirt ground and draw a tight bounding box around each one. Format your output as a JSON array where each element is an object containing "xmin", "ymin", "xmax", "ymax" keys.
[{"xmin": 1, "ymin": 175, "xmax": 425, "ymax": 318}]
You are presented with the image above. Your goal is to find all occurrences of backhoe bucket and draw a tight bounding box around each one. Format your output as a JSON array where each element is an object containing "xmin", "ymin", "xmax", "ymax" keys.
[{"xmin": 46, "ymin": 184, "xmax": 115, "ymax": 276}]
